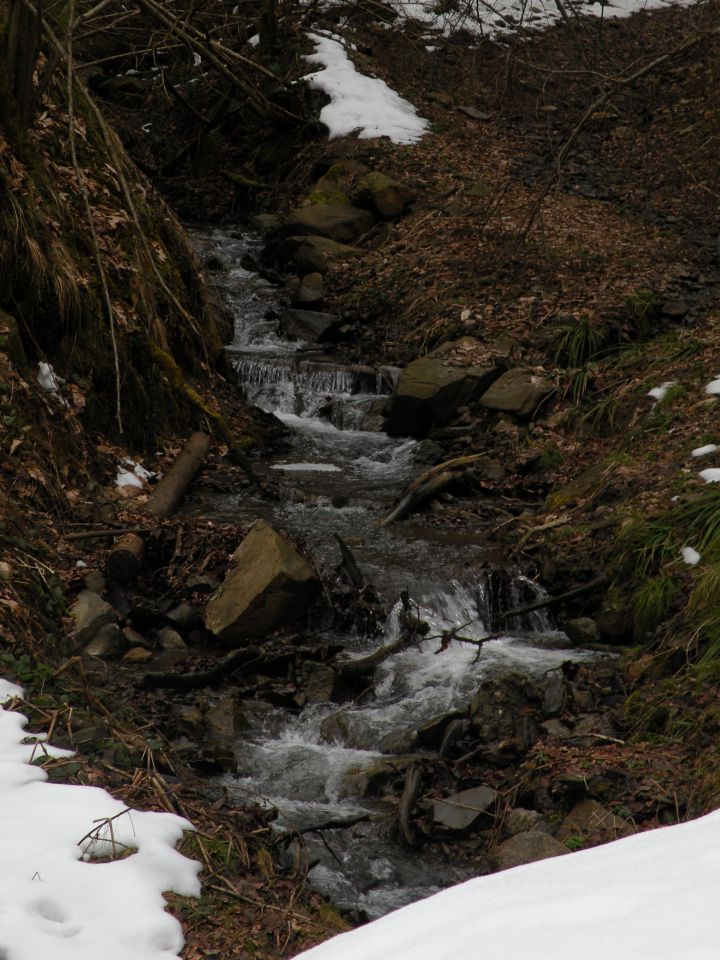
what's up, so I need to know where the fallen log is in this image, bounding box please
[107,432,211,582]
[380,453,492,526]
[142,647,253,690]
[398,763,421,849]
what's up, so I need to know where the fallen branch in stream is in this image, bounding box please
[397,764,421,849]
[142,647,255,690]
[495,574,608,623]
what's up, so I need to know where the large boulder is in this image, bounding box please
[283,203,374,243]
[478,368,553,418]
[204,520,320,646]
[278,235,364,275]
[353,172,415,219]
[385,337,503,438]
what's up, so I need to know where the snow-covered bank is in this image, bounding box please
[292,807,720,959]
[303,32,429,143]
[0,680,199,959]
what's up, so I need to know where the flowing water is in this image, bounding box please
[189,226,601,919]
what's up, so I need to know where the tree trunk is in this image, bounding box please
[5,0,40,127]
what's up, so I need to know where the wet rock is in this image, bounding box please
[432,786,497,832]
[123,646,153,663]
[122,626,147,649]
[478,368,553,418]
[204,520,321,646]
[344,758,413,798]
[84,622,126,659]
[353,172,415,219]
[470,674,542,749]
[490,830,568,871]
[319,711,350,744]
[284,203,374,244]
[301,661,336,703]
[174,738,236,774]
[71,590,116,645]
[185,574,220,595]
[170,704,206,741]
[555,799,633,845]
[280,308,342,342]
[156,626,189,654]
[385,338,502,438]
[412,439,445,466]
[166,602,200,631]
[379,728,418,754]
[292,272,324,307]
[565,616,600,645]
[541,672,568,717]
[205,695,249,742]
[289,236,364,275]
[595,602,634,644]
[251,213,281,234]
[415,710,466,748]
[504,808,552,836]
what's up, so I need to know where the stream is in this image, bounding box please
[189,226,601,920]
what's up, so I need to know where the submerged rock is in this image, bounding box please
[204,520,320,646]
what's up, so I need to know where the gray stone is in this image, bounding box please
[505,808,551,836]
[433,786,497,832]
[204,520,320,646]
[541,718,572,738]
[542,672,568,716]
[204,695,249,742]
[294,272,324,307]
[284,203,374,243]
[287,236,364,275]
[83,569,106,594]
[479,368,553,418]
[171,704,206,741]
[280,309,341,342]
[72,590,116,645]
[565,616,600,645]
[379,728,418,754]
[185,574,219,595]
[385,338,502,437]
[415,710,466,747]
[156,626,189,654]
[555,799,633,845]
[319,711,350,745]
[301,661,336,703]
[491,830,568,871]
[167,602,199,631]
[84,622,126,659]
[458,105,491,121]
[352,172,415,219]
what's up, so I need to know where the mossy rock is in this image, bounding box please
[352,171,415,219]
[301,190,352,208]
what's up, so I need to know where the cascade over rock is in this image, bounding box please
[204,520,320,646]
[385,337,502,437]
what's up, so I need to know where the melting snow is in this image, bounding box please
[37,362,64,394]
[0,681,199,960]
[681,546,701,566]
[699,469,720,484]
[291,808,720,960]
[116,459,155,489]
[704,378,720,395]
[647,380,676,401]
[692,444,718,458]
[303,32,429,143]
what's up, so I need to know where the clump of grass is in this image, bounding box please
[633,576,679,636]
[552,320,609,367]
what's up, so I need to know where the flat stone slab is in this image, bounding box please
[479,368,553,418]
[433,786,497,832]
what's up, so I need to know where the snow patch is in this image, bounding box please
[115,459,155,490]
[0,682,200,959]
[303,32,428,143]
[37,362,64,394]
[699,469,720,484]
[647,380,676,402]
[692,444,718,458]
[291,808,720,960]
[681,546,701,566]
[705,378,720,395]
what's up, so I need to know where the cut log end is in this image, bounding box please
[106,533,145,583]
